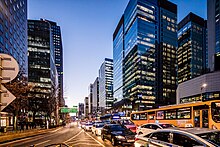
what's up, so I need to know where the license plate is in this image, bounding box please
[127,140,134,142]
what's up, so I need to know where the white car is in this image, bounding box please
[84,122,94,131]
[135,128,220,147]
[91,123,104,136]
[136,123,175,135]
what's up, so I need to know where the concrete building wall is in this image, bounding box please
[177,71,220,103]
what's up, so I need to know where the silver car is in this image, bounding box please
[136,123,175,135]
[135,128,220,147]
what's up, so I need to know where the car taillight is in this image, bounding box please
[135,138,139,141]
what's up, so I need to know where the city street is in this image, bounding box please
[0,123,113,147]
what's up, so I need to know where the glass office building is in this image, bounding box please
[99,58,113,111]
[92,77,99,114]
[88,84,93,114]
[0,0,27,80]
[177,13,207,84]
[208,0,220,71]
[113,16,124,103]
[118,0,177,110]
[46,20,64,107]
[28,19,58,114]
[0,0,27,118]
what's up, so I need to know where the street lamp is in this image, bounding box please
[200,83,207,100]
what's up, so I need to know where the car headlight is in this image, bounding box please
[116,135,125,139]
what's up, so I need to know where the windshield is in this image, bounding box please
[211,102,220,123]
[159,124,175,128]
[198,131,220,146]
[110,125,126,131]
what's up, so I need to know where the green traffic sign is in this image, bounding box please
[60,107,78,113]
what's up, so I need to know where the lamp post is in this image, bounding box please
[200,83,207,100]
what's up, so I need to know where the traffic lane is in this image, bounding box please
[0,124,81,147]
[65,128,113,147]
[85,129,135,147]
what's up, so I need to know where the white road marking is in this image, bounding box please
[0,127,64,146]
[51,127,63,133]
[84,131,105,147]
[66,140,100,144]
[64,129,83,143]
[72,143,101,146]
[0,133,51,146]
[35,140,50,146]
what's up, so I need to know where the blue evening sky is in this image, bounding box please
[28,0,207,107]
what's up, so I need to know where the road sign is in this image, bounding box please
[0,53,19,83]
[0,85,16,111]
[0,54,19,112]
[60,107,78,113]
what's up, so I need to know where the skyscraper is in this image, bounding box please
[117,0,177,110]
[113,16,124,104]
[88,84,93,115]
[45,20,64,107]
[84,97,89,118]
[28,19,58,117]
[92,77,99,114]
[99,58,113,112]
[208,0,220,71]
[177,13,207,84]
[0,0,27,81]
[78,103,84,119]
[0,0,27,119]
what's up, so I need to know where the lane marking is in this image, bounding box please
[84,131,105,147]
[35,140,50,146]
[0,133,51,146]
[51,127,63,133]
[64,129,83,143]
[71,143,102,146]
[1,127,69,146]
[67,140,100,144]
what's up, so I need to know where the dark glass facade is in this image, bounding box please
[177,13,207,84]
[120,0,177,110]
[207,0,220,71]
[88,84,93,114]
[28,19,58,114]
[45,20,64,107]
[99,58,113,111]
[84,97,89,118]
[214,0,220,70]
[92,77,99,113]
[0,0,27,80]
[113,16,124,103]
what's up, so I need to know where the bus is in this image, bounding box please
[130,100,220,129]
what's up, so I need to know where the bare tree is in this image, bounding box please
[4,77,32,131]
[46,85,59,126]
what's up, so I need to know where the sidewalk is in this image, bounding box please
[0,127,62,144]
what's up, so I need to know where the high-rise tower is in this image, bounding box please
[114,0,177,110]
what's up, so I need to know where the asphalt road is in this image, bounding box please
[0,123,114,147]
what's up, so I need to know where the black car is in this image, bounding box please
[101,124,135,146]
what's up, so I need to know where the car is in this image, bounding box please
[84,122,94,131]
[134,128,220,147]
[80,121,87,129]
[136,123,175,135]
[120,119,137,133]
[92,123,105,136]
[101,124,136,146]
